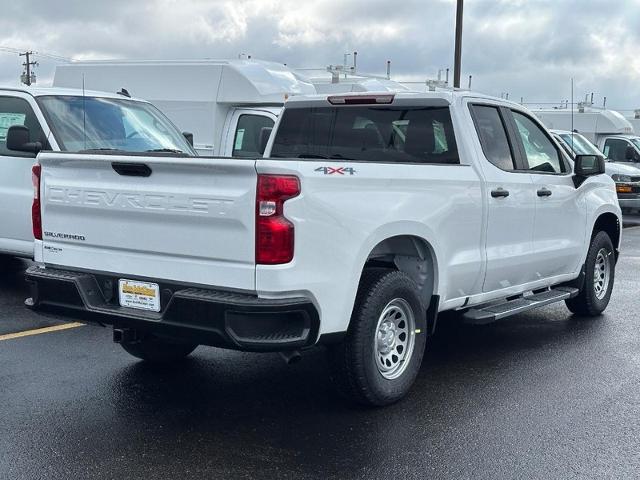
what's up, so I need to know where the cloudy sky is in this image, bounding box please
[1,0,640,111]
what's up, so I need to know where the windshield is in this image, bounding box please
[558,132,602,157]
[270,106,459,164]
[37,95,195,154]
[630,138,640,152]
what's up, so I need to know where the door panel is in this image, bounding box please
[508,109,586,278]
[0,96,46,255]
[482,171,537,292]
[530,175,586,277]
[468,104,538,293]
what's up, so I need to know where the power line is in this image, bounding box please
[0,45,73,62]
[34,51,73,62]
[0,46,23,57]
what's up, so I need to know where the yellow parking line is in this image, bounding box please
[0,322,84,341]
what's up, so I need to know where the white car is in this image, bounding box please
[0,86,196,258]
[27,91,621,406]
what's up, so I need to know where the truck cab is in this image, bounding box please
[0,86,195,258]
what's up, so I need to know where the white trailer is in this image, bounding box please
[53,59,316,156]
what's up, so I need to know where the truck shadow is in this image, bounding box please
[99,306,608,478]
[0,256,31,289]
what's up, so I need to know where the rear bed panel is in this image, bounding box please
[38,153,257,291]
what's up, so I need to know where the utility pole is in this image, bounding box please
[453,0,464,88]
[19,51,37,86]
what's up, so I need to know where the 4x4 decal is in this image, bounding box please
[314,166,356,175]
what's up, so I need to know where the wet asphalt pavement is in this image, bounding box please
[1,228,639,480]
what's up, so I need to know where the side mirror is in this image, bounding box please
[574,155,605,186]
[6,125,41,155]
[182,132,194,146]
[258,127,273,155]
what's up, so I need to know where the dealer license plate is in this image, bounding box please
[118,279,160,312]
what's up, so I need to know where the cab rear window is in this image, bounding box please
[270,106,459,164]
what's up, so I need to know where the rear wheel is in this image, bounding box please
[120,335,198,363]
[327,269,427,406]
[565,230,615,317]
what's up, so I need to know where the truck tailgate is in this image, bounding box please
[37,153,257,291]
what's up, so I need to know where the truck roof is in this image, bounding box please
[0,85,145,102]
[597,133,640,140]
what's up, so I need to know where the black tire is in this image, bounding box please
[327,269,427,407]
[565,230,615,317]
[120,335,198,363]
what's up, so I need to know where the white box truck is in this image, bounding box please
[54,60,316,157]
[53,59,410,158]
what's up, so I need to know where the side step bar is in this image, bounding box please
[463,286,579,325]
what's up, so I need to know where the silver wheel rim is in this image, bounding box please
[374,298,416,380]
[593,248,611,300]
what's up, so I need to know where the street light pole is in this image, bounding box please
[453,0,464,88]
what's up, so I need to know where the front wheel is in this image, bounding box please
[327,269,427,407]
[120,334,198,363]
[565,230,615,317]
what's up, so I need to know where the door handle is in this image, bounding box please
[537,188,552,197]
[111,162,152,177]
[491,188,510,198]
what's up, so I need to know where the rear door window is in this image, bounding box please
[469,105,516,171]
[232,114,275,157]
[270,106,459,164]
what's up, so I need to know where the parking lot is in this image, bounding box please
[0,225,638,480]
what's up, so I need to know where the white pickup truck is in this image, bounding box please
[0,87,196,258]
[26,91,621,406]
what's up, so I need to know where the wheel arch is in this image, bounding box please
[361,234,439,313]
[592,211,621,261]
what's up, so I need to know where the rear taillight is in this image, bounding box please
[256,174,300,264]
[32,164,42,240]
